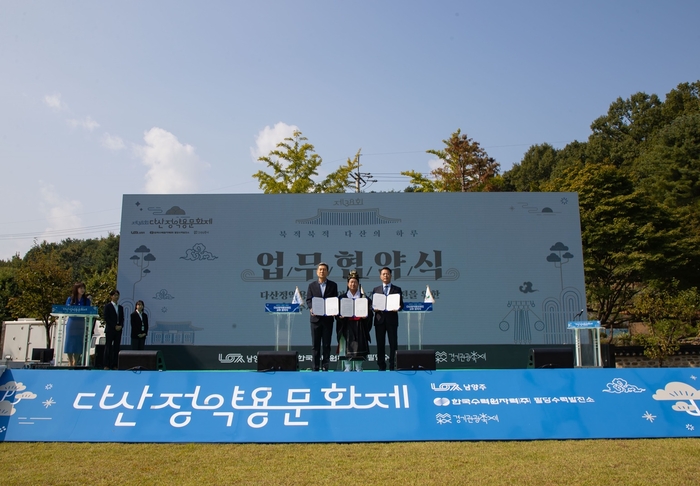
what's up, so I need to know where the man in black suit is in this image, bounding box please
[372,267,403,371]
[103,289,125,370]
[306,262,338,371]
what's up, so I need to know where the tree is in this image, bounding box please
[253,130,360,194]
[84,263,118,324]
[635,113,700,209]
[253,131,321,193]
[316,149,361,194]
[632,282,700,366]
[402,129,500,192]
[503,143,559,191]
[7,248,72,346]
[587,91,665,170]
[544,164,678,330]
[0,256,21,323]
[24,234,120,284]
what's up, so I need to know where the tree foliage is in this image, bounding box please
[24,234,120,284]
[0,256,21,323]
[1,235,119,347]
[317,149,362,194]
[502,80,700,334]
[7,248,72,345]
[632,282,700,366]
[84,263,119,324]
[402,129,500,192]
[544,164,679,328]
[252,131,360,194]
[503,143,559,192]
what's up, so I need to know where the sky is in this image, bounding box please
[1,0,699,260]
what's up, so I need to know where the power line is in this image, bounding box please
[0,223,120,241]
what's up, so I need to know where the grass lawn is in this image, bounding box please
[2,439,699,485]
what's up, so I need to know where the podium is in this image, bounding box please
[567,320,604,367]
[403,302,433,350]
[51,305,100,367]
[264,303,301,351]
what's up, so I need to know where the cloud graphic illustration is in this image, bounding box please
[165,206,186,215]
[180,243,218,261]
[0,401,15,416]
[0,381,26,392]
[653,382,700,400]
[603,378,646,394]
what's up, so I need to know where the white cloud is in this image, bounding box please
[135,127,210,194]
[39,182,84,241]
[250,122,299,163]
[101,132,126,151]
[66,116,100,131]
[44,93,67,111]
[428,157,443,171]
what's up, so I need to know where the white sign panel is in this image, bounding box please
[117,193,586,346]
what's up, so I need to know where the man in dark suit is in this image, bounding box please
[103,289,125,370]
[372,267,403,371]
[306,262,338,371]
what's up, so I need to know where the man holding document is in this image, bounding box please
[306,262,338,371]
[372,267,404,371]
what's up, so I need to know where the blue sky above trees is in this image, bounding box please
[1,0,699,259]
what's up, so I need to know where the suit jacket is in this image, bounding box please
[130,311,149,338]
[104,301,125,334]
[372,284,403,327]
[306,279,339,324]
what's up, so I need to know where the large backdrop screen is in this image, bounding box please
[117,193,586,348]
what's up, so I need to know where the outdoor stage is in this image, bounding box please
[1,366,698,442]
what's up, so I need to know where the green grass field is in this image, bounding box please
[2,440,699,485]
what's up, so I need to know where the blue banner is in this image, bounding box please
[567,320,602,329]
[403,302,433,312]
[1,368,698,442]
[264,303,301,313]
[52,305,100,315]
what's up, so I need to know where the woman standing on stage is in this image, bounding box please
[64,282,91,366]
[336,270,372,371]
[130,300,149,350]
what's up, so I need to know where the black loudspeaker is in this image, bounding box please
[31,348,54,363]
[257,351,298,371]
[396,349,436,370]
[118,350,166,371]
[530,348,574,368]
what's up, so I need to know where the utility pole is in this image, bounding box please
[349,150,376,193]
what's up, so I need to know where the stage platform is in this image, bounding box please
[1,366,698,442]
